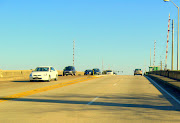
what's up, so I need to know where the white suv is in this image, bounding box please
[29,66,58,82]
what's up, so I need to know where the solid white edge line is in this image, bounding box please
[87,96,99,105]
[147,76,180,104]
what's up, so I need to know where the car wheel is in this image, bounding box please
[47,76,51,82]
[55,75,58,81]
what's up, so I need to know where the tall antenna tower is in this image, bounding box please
[153,40,156,66]
[172,19,174,70]
[165,14,171,70]
[73,40,75,66]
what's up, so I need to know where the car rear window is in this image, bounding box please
[65,66,73,70]
[93,69,99,71]
[106,70,112,72]
[35,67,49,71]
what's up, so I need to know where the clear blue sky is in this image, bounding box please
[0,0,179,75]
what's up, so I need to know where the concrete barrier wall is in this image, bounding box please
[148,70,180,81]
[0,70,32,78]
[0,70,84,78]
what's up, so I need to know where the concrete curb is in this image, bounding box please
[147,74,180,92]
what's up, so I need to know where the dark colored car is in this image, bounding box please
[63,66,76,76]
[91,68,101,75]
[84,69,93,75]
[113,72,117,75]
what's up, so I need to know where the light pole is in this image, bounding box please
[73,40,75,66]
[164,0,179,70]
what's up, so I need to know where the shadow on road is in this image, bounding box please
[12,80,30,82]
[12,80,47,82]
[0,93,179,111]
[5,98,175,111]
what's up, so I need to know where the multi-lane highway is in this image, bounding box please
[0,75,180,122]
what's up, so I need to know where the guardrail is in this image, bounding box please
[147,70,180,81]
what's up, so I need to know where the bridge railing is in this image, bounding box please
[148,70,180,81]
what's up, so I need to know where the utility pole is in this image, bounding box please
[161,61,163,70]
[150,48,151,66]
[102,58,104,72]
[163,0,179,70]
[145,60,146,73]
[73,40,75,66]
[178,6,179,70]
[172,19,174,70]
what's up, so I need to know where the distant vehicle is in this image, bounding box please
[84,69,93,75]
[102,70,115,75]
[63,66,76,76]
[92,68,101,75]
[29,66,58,82]
[134,69,142,76]
[113,72,117,75]
[102,70,107,75]
[106,70,113,75]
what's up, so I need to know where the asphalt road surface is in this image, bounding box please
[0,75,180,123]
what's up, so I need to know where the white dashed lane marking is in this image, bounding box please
[113,83,117,86]
[87,96,99,105]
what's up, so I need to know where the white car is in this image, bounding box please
[29,66,58,82]
[106,70,114,75]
